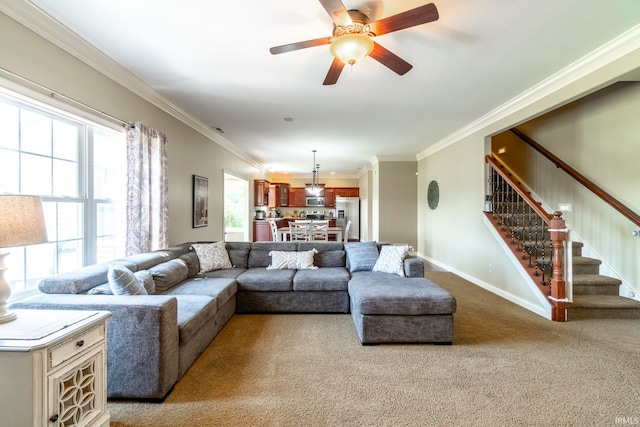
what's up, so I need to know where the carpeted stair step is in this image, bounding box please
[572,256,601,275]
[569,295,640,320]
[572,274,622,295]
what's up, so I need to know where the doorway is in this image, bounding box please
[223,172,249,242]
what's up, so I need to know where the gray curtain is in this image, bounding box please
[125,122,169,255]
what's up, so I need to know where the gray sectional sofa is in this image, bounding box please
[11,241,456,400]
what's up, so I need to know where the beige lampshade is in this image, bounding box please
[0,195,48,248]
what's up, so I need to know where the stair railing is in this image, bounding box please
[485,155,567,321]
[510,128,640,227]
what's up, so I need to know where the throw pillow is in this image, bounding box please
[88,270,156,295]
[373,245,409,277]
[344,242,380,273]
[267,249,318,270]
[191,241,232,273]
[108,264,148,295]
[134,270,156,294]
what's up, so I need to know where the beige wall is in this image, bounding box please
[494,82,640,292]
[358,170,373,241]
[376,161,418,247]
[0,12,261,245]
[266,175,359,188]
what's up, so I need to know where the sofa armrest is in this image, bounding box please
[404,257,425,278]
[10,294,179,399]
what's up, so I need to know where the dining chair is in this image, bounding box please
[289,221,309,241]
[307,221,329,241]
[343,220,352,243]
[268,219,279,242]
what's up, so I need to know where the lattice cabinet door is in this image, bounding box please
[47,345,107,426]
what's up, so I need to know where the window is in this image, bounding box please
[0,92,126,299]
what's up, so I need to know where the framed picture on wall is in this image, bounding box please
[193,175,209,228]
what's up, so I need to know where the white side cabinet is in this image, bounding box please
[0,310,111,427]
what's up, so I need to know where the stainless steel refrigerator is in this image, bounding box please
[335,197,360,242]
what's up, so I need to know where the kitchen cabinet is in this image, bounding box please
[324,188,336,207]
[253,221,272,241]
[0,310,111,427]
[254,180,270,206]
[289,188,307,207]
[268,183,289,207]
[334,187,359,198]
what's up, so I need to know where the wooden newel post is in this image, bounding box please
[550,211,567,321]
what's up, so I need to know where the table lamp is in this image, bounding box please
[0,195,48,323]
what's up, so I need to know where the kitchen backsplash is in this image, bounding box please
[255,207,336,219]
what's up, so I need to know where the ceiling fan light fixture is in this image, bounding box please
[330,33,374,66]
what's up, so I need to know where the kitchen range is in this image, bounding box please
[305,210,325,220]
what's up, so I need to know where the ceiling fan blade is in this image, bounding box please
[370,3,439,36]
[318,0,352,27]
[323,58,345,85]
[369,42,413,75]
[270,37,332,55]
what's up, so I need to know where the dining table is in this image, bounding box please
[277,226,343,242]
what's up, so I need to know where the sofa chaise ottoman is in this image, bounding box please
[349,272,457,344]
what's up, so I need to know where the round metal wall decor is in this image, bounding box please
[427,180,439,210]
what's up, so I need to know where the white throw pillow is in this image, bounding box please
[267,249,318,270]
[372,245,409,277]
[191,242,232,273]
[108,264,148,295]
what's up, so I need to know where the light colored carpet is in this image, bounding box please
[109,272,640,426]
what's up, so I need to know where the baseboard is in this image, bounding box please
[417,252,551,320]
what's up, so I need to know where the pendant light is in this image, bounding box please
[306,150,322,196]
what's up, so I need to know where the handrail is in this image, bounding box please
[485,155,552,224]
[485,155,567,321]
[510,128,640,227]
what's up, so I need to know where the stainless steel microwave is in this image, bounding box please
[306,196,325,207]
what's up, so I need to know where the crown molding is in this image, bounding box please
[417,23,640,160]
[375,155,418,162]
[0,0,263,171]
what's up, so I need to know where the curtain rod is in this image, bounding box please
[0,66,132,127]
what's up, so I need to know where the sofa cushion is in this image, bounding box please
[108,264,148,295]
[174,295,218,345]
[298,242,346,267]
[162,278,237,310]
[148,259,189,292]
[267,249,317,270]
[191,242,232,273]
[249,242,298,268]
[39,262,113,294]
[293,267,350,291]
[113,251,175,271]
[201,267,246,279]
[373,245,409,277]
[226,242,252,269]
[349,273,457,315]
[344,242,379,273]
[179,252,200,277]
[236,268,295,291]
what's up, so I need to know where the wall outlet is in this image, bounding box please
[488,264,493,273]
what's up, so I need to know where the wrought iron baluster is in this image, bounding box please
[514,192,522,251]
[533,211,540,277]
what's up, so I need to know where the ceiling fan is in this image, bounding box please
[269,0,439,85]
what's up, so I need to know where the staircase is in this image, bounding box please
[569,244,640,320]
[486,155,640,321]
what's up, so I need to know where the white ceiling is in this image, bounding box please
[13,0,640,176]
